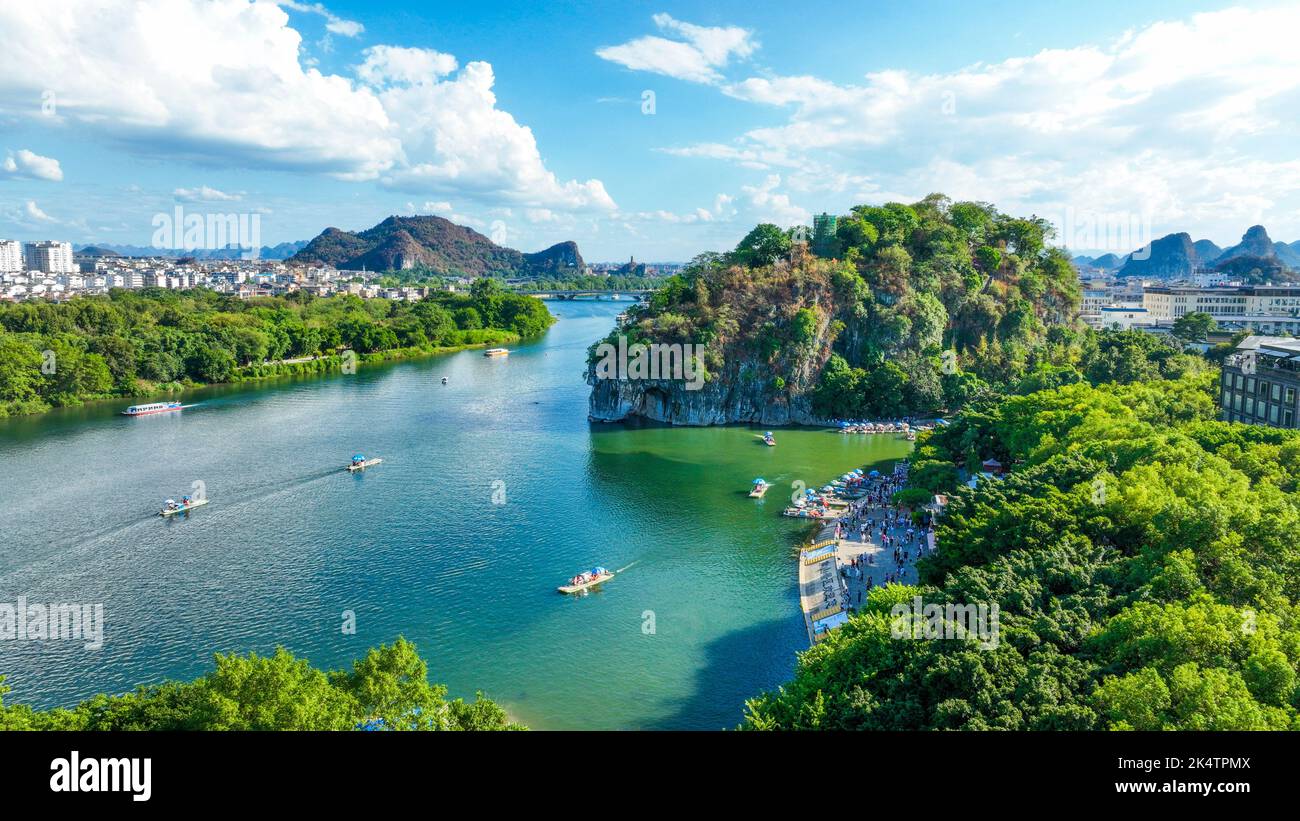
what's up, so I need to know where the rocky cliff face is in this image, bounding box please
[587,307,835,426]
[588,366,823,425]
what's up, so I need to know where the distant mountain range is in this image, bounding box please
[72,213,586,278]
[1072,225,1300,282]
[288,215,584,278]
[74,241,309,260]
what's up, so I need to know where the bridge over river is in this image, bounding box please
[513,290,652,301]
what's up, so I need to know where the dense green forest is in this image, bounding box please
[596,194,1086,417]
[0,279,552,417]
[0,638,519,730]
[745,366,1300,730]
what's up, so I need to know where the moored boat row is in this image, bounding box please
[834,419,937,436]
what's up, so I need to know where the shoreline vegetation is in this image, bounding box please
[0,278,552,419]
[744,370,1300,730]
[0,638,522,731]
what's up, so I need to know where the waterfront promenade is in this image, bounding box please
[797,460,932,644]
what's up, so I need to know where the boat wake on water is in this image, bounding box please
[615,560,639,574]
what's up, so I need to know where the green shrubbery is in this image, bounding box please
[0,638,520,731]
[744,374,1300,730]
[0,280,552,416]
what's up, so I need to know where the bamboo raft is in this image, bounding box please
[557,571,614,594]
[159,498,209,517]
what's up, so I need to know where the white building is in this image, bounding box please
[1094,306,1155,331]
[23,241,76,274]
[1143,285,1300,321]
[0,240,22,272]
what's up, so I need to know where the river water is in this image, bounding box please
[0,299,911,729]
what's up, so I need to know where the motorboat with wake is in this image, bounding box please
[160,495,208,516]
[347,454,383,472]
[558,567,614,594]
[123,401,183,416]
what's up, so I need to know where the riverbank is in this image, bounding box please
[0,286,554,420]
[0,333,523,420]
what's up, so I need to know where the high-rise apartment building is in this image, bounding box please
[0,240,22,272]
[23,241,76,273]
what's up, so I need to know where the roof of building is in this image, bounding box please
[1236,336,1300,360]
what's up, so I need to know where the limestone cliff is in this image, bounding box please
[586,195,1085,427]
[588,358,826,425]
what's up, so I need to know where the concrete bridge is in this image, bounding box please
[514,290,652,301]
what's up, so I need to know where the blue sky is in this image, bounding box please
[2,0,1298,260]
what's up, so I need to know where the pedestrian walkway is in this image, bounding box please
[793,460,936,645]
[834,501,931,611]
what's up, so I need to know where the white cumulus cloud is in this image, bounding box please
[659,6,1300,244]
[275,1,363,37]
[376,60,616,210]
[2,149,63,181]
[596,13,757,85]
[173,185,242,202]
[0,0,612,214]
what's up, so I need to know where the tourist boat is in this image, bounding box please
[122,401,183,417]
[762,431,776,447]
[558,567,614,594]
[483,348,510,357]
[159,495,208,517]
[749,478,770,498]
[347,454,383,472]
[782,506,831,519]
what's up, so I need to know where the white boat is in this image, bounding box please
[484,348,509,357]
[441,376,448,384]
[159,497,209,516]
[558,568,614,594]
[347,455,383,472]
[123,401,183,417]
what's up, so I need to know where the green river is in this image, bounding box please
[0,299,911,729]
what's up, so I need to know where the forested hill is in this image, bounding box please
[289,214,584,278]
[745,371,1300,730]
[588,194,1083,425]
